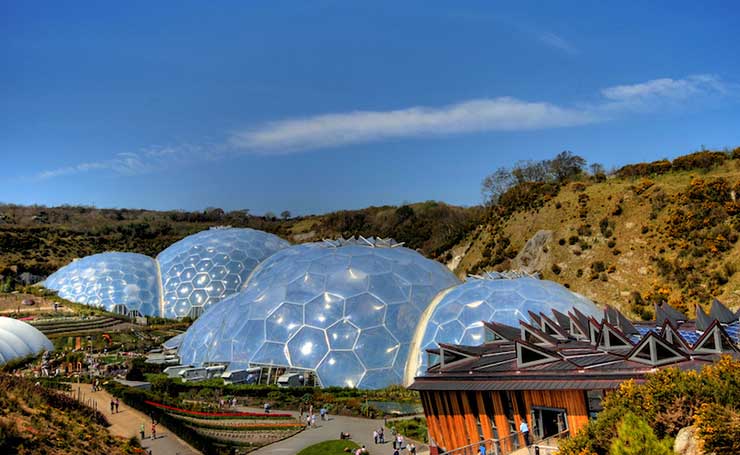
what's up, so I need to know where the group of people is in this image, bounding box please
[219,397,238,408]
[372,427,416,454]
[299,403,329,428]
[109,398,120,413]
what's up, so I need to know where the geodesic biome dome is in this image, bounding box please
[405,272,603,383]
[157,227,290,319]
[177,238,461,388]
[0,317,54,365]
[44,252,161,317]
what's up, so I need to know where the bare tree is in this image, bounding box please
[481,167,515,205]
[280,210,291,220]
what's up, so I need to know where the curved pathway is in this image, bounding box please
[242,406,428,455]
[75,383,200,455]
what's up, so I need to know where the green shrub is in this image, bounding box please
[609,412,673,455]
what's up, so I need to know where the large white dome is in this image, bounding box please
[0,317,53,365]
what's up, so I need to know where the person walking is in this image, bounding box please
[115,398,120,413]
[140,422,145,440]
[373,429,378,444]
[151,422,157,440]
[320,407,326,421]
[379,427,385,444]
[519,420,530,446]
[110,399,115,414]
[408,442,417,454]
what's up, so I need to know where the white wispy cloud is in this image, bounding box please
[33,144,213,180]
[32,74,734,178]
[538,32,578,55]
[601,74,726,102]
[229,98,597,153]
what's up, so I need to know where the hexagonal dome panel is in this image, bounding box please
[407,273,603,382]
[157,227,290,318]
[44,252,160,316]
[177,238,460,388]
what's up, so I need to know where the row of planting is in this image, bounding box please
[104,381,302,455]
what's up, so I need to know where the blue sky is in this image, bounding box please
[2,1,739,215]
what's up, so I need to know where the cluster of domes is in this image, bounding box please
[44,227,290,318]
[0,317,53,365]
[45,226,604,389]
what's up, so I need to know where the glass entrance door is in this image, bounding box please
[532,406,568,440]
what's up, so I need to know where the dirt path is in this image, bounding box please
[79,384,201,455]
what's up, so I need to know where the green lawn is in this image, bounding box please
[296,439,361,455]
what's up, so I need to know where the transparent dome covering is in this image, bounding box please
[178,238,461,388]
[406,272,603,382]
[44,252,161,316]
[157,227,290,319]
[0,317,53,365]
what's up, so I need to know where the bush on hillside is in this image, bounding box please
[672,150,727,172]
[558,356,740,455]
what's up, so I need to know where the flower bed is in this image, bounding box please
[184,420,304,431]
[145,400,292,418]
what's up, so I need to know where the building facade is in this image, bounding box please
[410,301,740,454]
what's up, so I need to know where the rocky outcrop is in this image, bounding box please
[512,230,553,274]
[674,426,703,455]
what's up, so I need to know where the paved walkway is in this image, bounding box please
[243,406,427,455]
[75,383,200,455]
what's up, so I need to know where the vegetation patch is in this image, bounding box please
[296,439,361,455]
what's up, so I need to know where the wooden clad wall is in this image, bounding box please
[522,389,590,433]
[420,389,592,453]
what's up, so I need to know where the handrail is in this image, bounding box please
[441,428,571,455]
[442,431,525,455]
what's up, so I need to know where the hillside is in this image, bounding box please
[0,375,136,454]
[452,151,740,317]
[1,149,739,317]
[0,201,480,278]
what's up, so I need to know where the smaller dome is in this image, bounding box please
[406,273,603,383]
[157,227,290,319]
[44,252,160,317]
[0,317,53,365]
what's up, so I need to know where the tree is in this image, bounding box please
[609,413,673,455]
[590,163,605,176]
[550,151,586,182]
[264,211,276,220]
[280,210,291,220]
[481,167,515,205]
[512,160,551,183]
